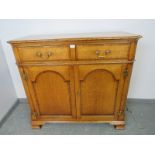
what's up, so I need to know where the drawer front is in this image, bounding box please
[17,46,70,62]
[76,44,130,60]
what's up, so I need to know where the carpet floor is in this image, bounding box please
[0,100,155,135]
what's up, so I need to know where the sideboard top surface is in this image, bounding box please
[8,32,142,44]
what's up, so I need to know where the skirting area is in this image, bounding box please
[0,99,155,135]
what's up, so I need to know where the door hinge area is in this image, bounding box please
[22,71,28,80]
[116,111,124,116]
[123,68,128,77]
[32,112,38,118]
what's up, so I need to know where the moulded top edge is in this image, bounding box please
[8,32,142,44]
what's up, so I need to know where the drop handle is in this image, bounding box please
[95,50,100,55]
[47,52,53,58]
[95,50,111,58]
[36,52,43,57]
[95,50,105,58]
[104,50,111,55]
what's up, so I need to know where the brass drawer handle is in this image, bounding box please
[36,51,53,59]
[104,50,111,55]
[98,55,105,58]
[96,50,100,55]
[95,50,111,58]
[36,52,43,57]
[95,50,105,58]
[47,51,53,58]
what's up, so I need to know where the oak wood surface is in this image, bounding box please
[76,43,130,60]
[76,64,126,121]
[17,45,70,62]
[9,32,141,129]
[25,66,76,118]
[8,32,142,44]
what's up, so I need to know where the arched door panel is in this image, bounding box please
[75,64,125,120]
[25,66,76,118]
[33,71,71,115]
[81,70,117,115]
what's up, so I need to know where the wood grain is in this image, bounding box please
[17,45,70,62]
[9,32,141,129]
[8,32,142,44]
[76,43,130,60]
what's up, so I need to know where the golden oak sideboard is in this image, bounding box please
[8,32,142,129]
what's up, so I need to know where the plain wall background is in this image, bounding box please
[0,42,17,121]
[0,19,155,99]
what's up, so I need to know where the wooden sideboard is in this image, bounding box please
[8,32,142,129]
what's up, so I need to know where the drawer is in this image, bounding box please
[76,44,130,60]
[17,46,70,62]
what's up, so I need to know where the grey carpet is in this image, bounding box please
[0,100,155,135]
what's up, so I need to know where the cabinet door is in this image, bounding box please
[24,66,76,120]
[75,64,126,121]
